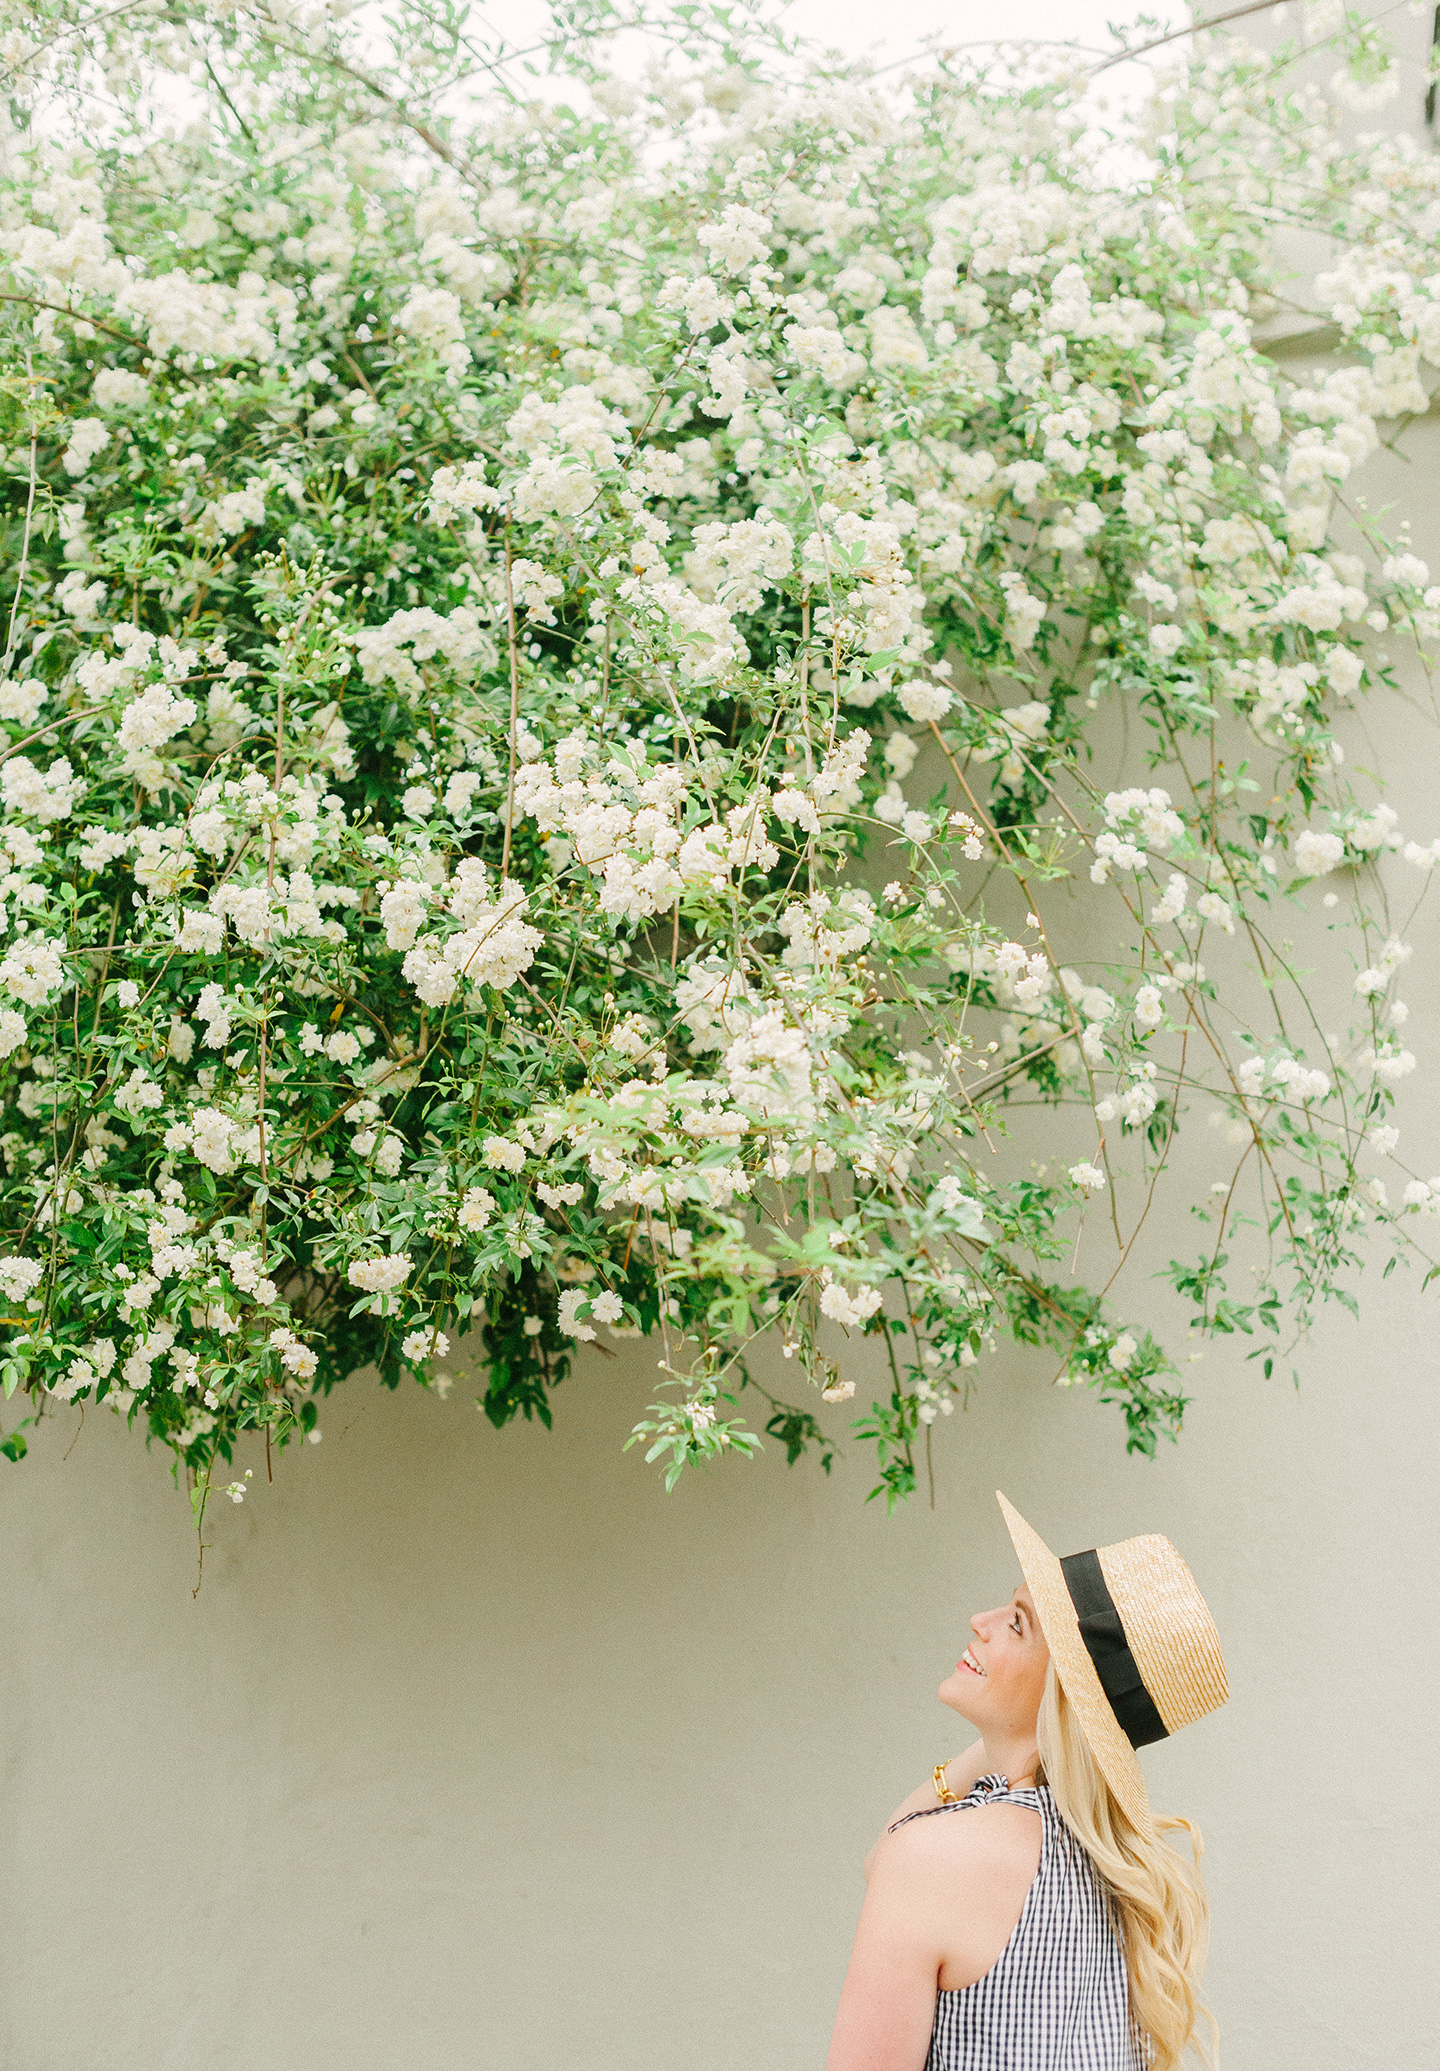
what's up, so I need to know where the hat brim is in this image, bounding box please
[996,1490,1155,1841]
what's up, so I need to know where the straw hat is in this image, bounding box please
[996,1491,1227,1841]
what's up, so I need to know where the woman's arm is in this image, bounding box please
[825,1837,945,2071]
[830,1802,1041,2071]
[860,1739,988,1883]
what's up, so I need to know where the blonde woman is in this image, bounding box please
[826,1493,1226,2071]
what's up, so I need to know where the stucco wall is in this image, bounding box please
[3,1228,1437,2070]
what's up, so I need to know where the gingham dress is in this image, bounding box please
[888,1772,1149,2070]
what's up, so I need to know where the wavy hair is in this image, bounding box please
[1034,1664,1218,2070]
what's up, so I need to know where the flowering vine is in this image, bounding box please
[0,0,1437,1512]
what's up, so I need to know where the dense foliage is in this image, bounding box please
[0,0,1437,1511]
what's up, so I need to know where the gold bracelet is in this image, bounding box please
[933,1761,960,1805]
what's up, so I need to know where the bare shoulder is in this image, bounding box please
[874,1800,1042,1882]
[869,1802,1045,1993]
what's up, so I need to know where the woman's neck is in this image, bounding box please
[980,1733,1041,1788]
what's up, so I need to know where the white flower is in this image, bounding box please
[196,982,232,1047]
[397,284,466,350]
[786,324,867,386]
[353,607,489,696]
[898,679,952,724]
[347,1254,414,1293]
[1382,552,1429,590]
[590,1291,624,1324]
[458,1187,496,1231]
[724,1011,813,1123]
[1069,1161,1106,1194]
[117,683,198,767]
[658,273,727,335]
[202,486,265,538]
[1294,830,1346,878]
[399,876,541,1007]
[0,679,48,729]
[401,1328,450,1363]
[557,1288,597,1341]
[189,1108,236,1174]
[62,417,110,476]
[213,883,272,948]
[482,1135,526,1173]
[1359,1043,1417,1084]
[997,572,1045,652]
[0,937,66,1007]
[1325,646,1364,699]
[177,909,224,954]
[1270,1057,1330,1103]
[1149,873,1187,926]
[1195,892,1234,934]
[267,1327,318,1380]
[379,878,431,952]
[1133,984,1164,1028]
[93,368,149,410]
[695,203,769,274]
[1107,1333,1137,1371]
[0,1255,44,1300]
[56,570,105,621]
[115,1067,164,1119]
[1,755,82,823]
[818,1273,884,1329]
[1148,623,1185,658]
[442,769,482,818]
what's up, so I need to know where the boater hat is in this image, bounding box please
[996,1491,1227,1841]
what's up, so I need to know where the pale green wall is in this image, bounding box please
[2,1266,1436,2069]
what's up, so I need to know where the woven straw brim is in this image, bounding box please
[1098,1535,1228,1734]
[996,1491,1155,1840]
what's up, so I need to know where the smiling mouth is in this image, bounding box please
[959,1647,985,1678]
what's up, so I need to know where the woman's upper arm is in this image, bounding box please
[825,1839,943,2071]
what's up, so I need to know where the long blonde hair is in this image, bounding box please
[1035,1664,1218,2070]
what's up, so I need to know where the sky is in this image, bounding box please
[121,0,1202,169]
[667,0,1184,70]
[456,0,1194,106]
[475,0,1188,66]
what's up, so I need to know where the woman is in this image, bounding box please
[826,1492,1227,2071]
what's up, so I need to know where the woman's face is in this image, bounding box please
[938,1582,1050,1736]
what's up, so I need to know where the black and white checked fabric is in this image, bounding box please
[888,1772,1149,2070]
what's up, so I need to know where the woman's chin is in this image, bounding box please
[938,1670,977,1718]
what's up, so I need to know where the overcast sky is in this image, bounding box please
[694,0,1183,67]
[465,0,1192,100]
